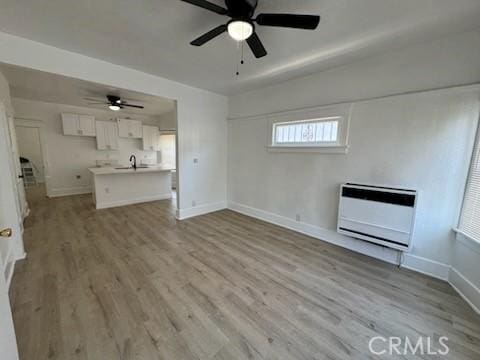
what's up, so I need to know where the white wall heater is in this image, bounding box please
[337,183,417,251]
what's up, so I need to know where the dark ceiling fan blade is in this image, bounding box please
[181,0,228,15]
[122,104,145,109]
[87,102,108,105]
[246,32,267,58]
[191,24,227,46]
[255,14,320,30]
[83,97,105,102]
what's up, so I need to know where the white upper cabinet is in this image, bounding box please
[96,121,119,150]
[62,113,96,136]
[142,125,160,151]
[117,118,142,138]
[79,115,96,136]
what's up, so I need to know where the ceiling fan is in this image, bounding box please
[182,0,320,58]
[84,95,145,111]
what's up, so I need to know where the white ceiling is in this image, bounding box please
[0,64,176,116]
[0,0,480,95]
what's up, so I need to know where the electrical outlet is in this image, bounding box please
[193,158,198,164]
[192,200,196,207]
[296,214,301,222]
[105,187,109,194]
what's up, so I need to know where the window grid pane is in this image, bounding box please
[274,119,340,145]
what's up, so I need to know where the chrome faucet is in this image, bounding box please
[129,154,137,170]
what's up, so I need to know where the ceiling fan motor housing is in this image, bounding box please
[183,0,320,59]
[225,0,257,18]
[107,95,122,104]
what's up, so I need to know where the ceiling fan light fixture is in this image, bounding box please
[109,105,121,111]
[228,20,253,41]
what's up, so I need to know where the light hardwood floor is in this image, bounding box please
[9,185,480,359]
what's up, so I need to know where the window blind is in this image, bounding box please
[459,129,480,242]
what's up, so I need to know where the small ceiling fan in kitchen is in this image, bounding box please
[84,95,145,111]
[182,0,321,58]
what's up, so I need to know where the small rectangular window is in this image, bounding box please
[267,104,351,154]
[273,117,340,146]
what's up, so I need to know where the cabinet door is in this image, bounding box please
[132,121,143,138]
[96,121,119,150]
[142,125,152,151]
[62,113,79,135]
[95,122,105,149]
[118,119,142,138]
[79,115,96,136]
[142,125,159,151]
[117,119,128,138]
[106,122,119,150]
[95,121,108,150]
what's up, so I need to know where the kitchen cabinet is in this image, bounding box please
[142,125,160,151]
[62,113,96,136]
[96,121,119,150]
[117,118,142,138]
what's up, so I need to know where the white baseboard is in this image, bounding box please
[448,268,480,315]
[402,254,450,281]
[15,252,27,261]
[48,186,92,197]
[177,201,227,220]
[95,194,172,210]
[5,260,15,289]
[4,252,26,289]
[20,207,30,221]
[228,202,400,265]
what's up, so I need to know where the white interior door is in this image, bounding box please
[0,103,20,360]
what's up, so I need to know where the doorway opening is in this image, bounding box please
[15,121,46,184]
[0,63,179,212]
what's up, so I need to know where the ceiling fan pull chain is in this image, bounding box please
[241,40,245,65]
[235,41,240,76]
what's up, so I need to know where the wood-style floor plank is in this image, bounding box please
[9,185,480,359]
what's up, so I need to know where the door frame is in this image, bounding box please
[14,117,51,196]
[158,105,178,211]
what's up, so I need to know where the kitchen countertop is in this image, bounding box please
[89,166,174,175]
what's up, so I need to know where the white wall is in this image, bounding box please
[229,29,480,119]
[0,32,228,217]
[12,98,163,197]
[228,28,480,311]
[450,234,480,312]
[228,89,479,268]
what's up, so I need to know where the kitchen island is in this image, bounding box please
[89,166,173,209]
